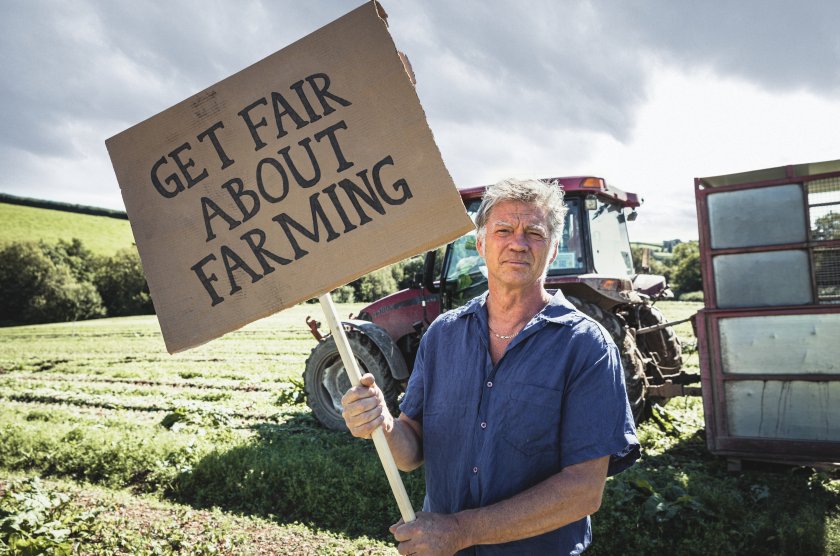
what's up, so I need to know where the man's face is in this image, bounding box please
[476,200,558,290]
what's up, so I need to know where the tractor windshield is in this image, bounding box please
[442,201,485,305]
[588,199,634,277]
[548,198,585,274]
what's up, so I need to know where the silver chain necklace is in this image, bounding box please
[488,326,518,340]
[486,297,535,340]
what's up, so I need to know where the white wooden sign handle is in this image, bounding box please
[318,292,417,523]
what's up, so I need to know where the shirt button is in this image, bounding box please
[473,467,478,474]
[480,422,487,429]
[486,381,493,388]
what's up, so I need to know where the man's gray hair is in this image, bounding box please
[475,178,568,244]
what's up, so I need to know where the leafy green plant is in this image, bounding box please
[630,478,716,524]
[275,378,306,406]
[159,404,233,431]
[0,477,98,555]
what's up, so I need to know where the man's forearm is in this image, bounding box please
[455,456,609,548]
[383,414,423,471]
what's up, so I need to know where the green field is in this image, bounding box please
[0,202,135,255]
[0,301,837,554]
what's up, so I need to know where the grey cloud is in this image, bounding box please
[0,0,343,160]
[600,0,840,93]
[389,1,649,140]
[389,0,840,143]
[7,0,835,163]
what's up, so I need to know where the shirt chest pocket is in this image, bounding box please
[501,382,563,456]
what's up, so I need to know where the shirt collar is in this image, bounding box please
[538,290,579,325]
[457,289,578,326]
[457,291,489,318]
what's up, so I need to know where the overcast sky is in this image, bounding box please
[2,0,839,242]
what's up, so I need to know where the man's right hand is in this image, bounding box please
[341,373,394,438]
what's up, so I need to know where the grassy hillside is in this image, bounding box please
[0,202,135,255]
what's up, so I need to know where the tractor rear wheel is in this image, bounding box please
[303,332,400,431]
[636,304,682,407]
[566,296,647,424]
[636,304,683,374]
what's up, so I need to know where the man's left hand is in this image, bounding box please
[390,512,466,556]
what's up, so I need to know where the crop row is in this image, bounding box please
[4,399,164,426]
[5,372,276,392]
[0,306,326,353]
[0,386,286,424]
[0,355,300,385]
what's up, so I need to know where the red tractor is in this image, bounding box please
[303,177,693,430]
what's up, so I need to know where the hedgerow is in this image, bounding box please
[0,239,151,325]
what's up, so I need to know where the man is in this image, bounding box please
[342,178,640,555]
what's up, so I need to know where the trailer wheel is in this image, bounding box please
[567,296,647,424]
[303,332,400,431]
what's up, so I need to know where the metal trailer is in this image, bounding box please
[694,159,840,468]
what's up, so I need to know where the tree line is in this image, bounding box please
[0,238,428,326]
[0,239,151,325]
[0,193,128,220]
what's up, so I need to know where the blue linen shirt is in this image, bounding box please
[399,291,640,555]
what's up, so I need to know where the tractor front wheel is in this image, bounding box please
[303,332,400,431]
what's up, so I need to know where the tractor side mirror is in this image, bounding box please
[423,250,440,293]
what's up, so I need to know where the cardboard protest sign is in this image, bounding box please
[107,2,473,353]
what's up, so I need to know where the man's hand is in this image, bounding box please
[340,373,394,438]
[390,512,467,556]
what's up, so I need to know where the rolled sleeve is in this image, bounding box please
[559,342,640,475]
[399,336,425,422]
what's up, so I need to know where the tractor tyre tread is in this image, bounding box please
[303,332,400,431]
[637,305,683,374]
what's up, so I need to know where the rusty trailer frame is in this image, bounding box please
[694,159,840,466]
